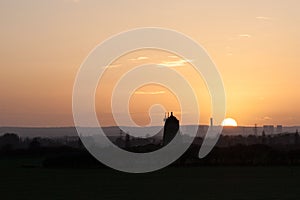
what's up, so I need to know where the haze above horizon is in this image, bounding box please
[1,0,300,127]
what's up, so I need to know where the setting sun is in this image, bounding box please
[222,118,238,127]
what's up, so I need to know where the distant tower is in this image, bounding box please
[295,129,299,146]
[163,112,179,146]
[125,133,130,149]
[210,117,214,127]
[163,112,167,122]
[254,124,258,136]
[262,130,266,144]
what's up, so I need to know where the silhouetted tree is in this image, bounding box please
[0,133,20,150]
[78,139,84,149]
[125,133,130,149]
[262,130,266,144]
[29,137,41,149]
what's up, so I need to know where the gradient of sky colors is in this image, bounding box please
[1,0,300,126]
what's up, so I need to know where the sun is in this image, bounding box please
[222,118,238,127]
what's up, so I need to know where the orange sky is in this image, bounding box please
[1,0,300,126]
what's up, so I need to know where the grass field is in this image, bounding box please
[0,157,300,200]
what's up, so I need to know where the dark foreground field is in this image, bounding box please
[0,157,300,200]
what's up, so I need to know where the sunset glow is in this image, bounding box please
[222,118,238,127]
[1,1,300,126]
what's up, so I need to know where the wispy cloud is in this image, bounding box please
[101,64,121,69]
[65,0,80,3]
[256,16,272,21]
[238,34,252,38]
[134,91,166,95]
[226,46,233,56]
[255,116,273,121]
[158,59,193,67]
[228,34,252,41]
[263,116,272,121]
[129,56,149,61]
[167,55,179,58]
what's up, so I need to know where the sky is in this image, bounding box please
[1,0,300,127]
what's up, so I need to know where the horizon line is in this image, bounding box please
[1,125,300,128]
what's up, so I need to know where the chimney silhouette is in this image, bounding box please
[210,117,213,127]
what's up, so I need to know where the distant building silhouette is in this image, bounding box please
[163,112,179,146]
[115,130,131,149]
[276,125,283,133]
[263,125,274,135]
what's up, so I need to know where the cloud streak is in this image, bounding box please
[238,34,252,38]
[64,0,80,3]
[134,91,166,95]
[129,56,149,61]
[256,16,272,21]
[167,55,179,58]
[263,116,272,121]
[101,64,121,69]
[158,59,193,67]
